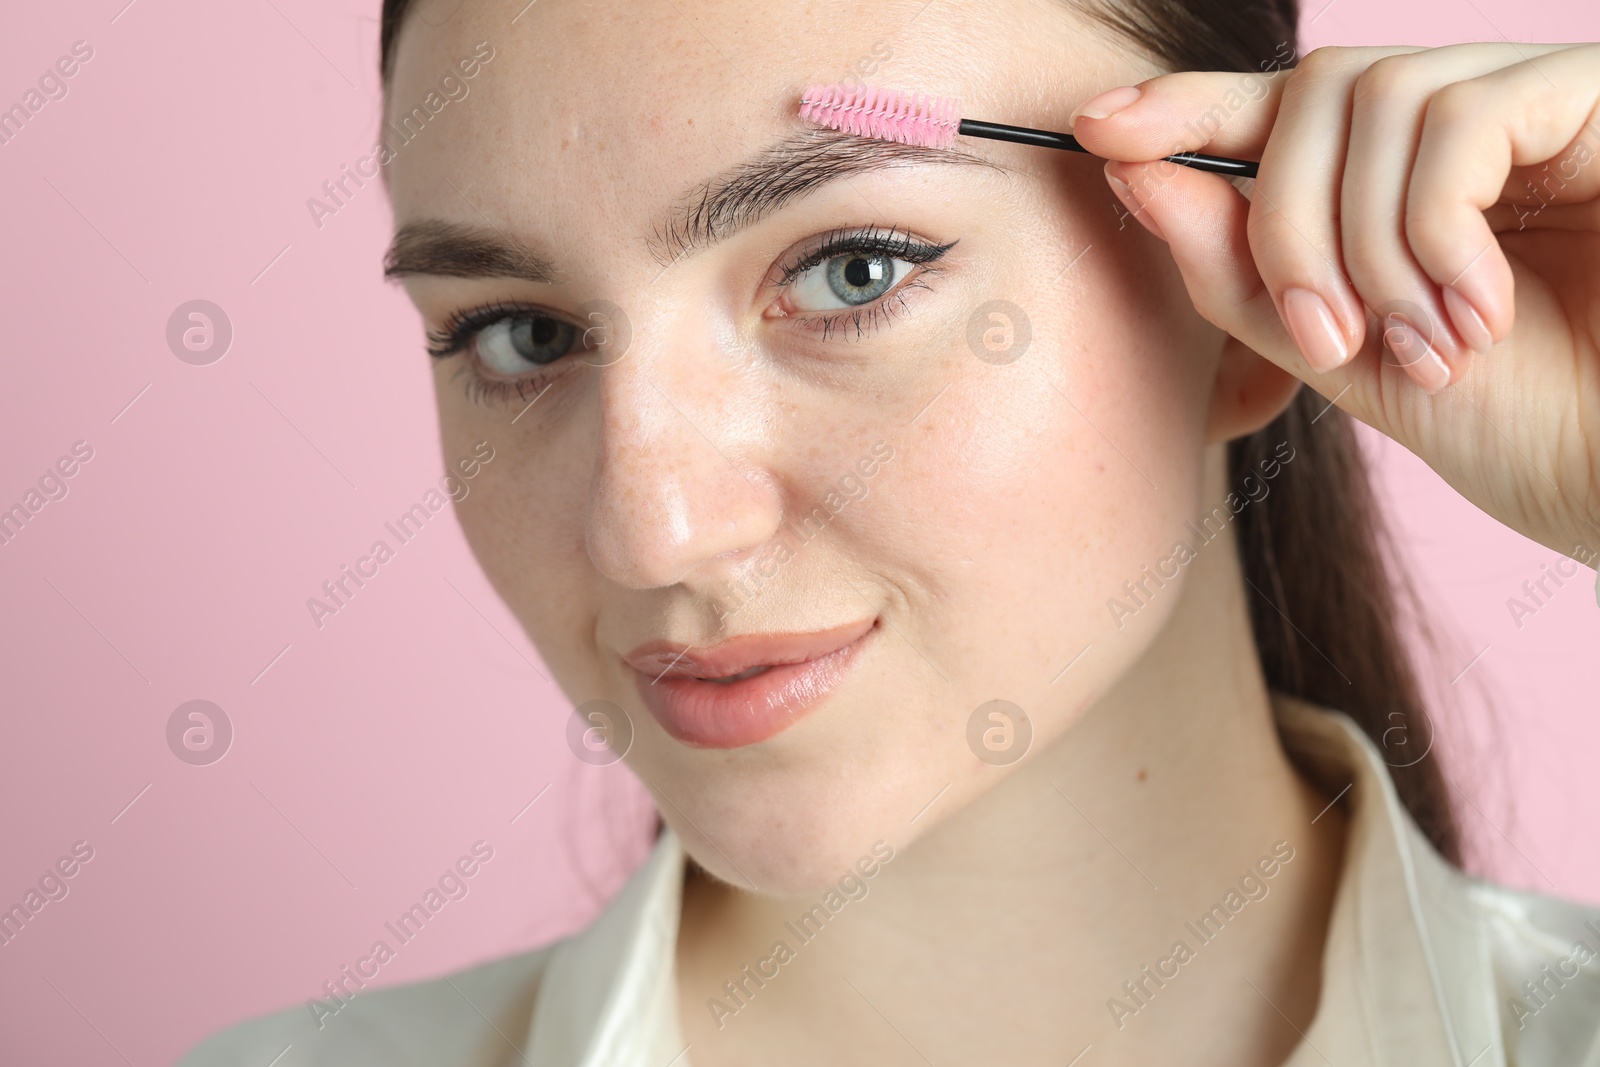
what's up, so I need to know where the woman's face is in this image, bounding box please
[388,0,1231,893]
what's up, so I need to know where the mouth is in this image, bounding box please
[702,664,774,684]
[624,617,878,748]
[625,616,878,683]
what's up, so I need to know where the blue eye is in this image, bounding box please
[788,253,913,310]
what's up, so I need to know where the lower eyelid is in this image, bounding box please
[447,358,560,409]
[784,275,937,341]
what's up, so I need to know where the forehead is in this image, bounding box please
[383,0,1129,240]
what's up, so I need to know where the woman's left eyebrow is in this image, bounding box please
[650,129,995,263]
[384,130,993,281]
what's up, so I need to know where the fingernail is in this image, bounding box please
[1443,285,1493,352]
[1385,318,1452,393]
[1281,288,1350,373]
[1073,85,1142,123]
[1106,173,1165,240]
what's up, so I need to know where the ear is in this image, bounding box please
[1204,334,1302,444]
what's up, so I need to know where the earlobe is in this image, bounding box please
[1204,334,1302,444]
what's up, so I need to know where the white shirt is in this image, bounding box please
[178,696,1600,1066]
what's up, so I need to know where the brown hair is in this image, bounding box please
[376,0,1461,864]
[1077,0,1460,863]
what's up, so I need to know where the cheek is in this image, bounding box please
[437,377,603,693]
[677,258,1216,884]
[837,231,1214,726]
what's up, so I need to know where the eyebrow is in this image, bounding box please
[650,128,994,264]
[383,129,995,282]
[384,219,559,284]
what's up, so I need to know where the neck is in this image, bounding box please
[676,525,1349,1066]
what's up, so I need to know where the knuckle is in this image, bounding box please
[1400,210,1438,267]
[1424,80,1486,130]
[1296,46,1360,81]
[1279,46,1366,124]
[1340,233,1390,286]
[1401,194,1460,269]
[1353,54,1425,108]
[1245,196,1301,253]
[1244,199,1325,288]
[1244,195,1289,244]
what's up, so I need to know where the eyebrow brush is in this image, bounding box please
[799,83,1259,179]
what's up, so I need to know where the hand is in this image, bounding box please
[1070,43,1600,562]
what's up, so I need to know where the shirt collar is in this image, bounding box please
[523,696,1494,1067]
[523,820,690,1067]
[1274,696,1499,1066]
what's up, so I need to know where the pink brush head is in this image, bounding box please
[798,83,961,150]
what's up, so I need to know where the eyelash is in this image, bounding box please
[427,300,552,360]
[772,225,955,341]
[427,226,956,406]
[427,300,570,407]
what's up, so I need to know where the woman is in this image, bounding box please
[181,0,1600,1062]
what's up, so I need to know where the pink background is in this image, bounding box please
[1,1,1596,1063]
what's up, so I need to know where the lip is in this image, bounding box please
[626,617,877,749]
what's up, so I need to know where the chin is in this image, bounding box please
[633,687,997,898]
[661,784,910,898]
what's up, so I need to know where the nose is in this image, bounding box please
[584,332,782,591]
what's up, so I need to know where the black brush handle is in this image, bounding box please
[958,118,1259,179]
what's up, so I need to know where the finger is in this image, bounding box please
[1243,46,1372,375]
[1407,45,1600,350]
[1487,199,1600,235]
[1341,44,1576,392]
[1069,47,1409,163]
[1501,136,1600,209]
[1070,69,1289,162]
[1343,50,1486,387]
[1105,158,1381,405]
[1104,157,1476,453]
